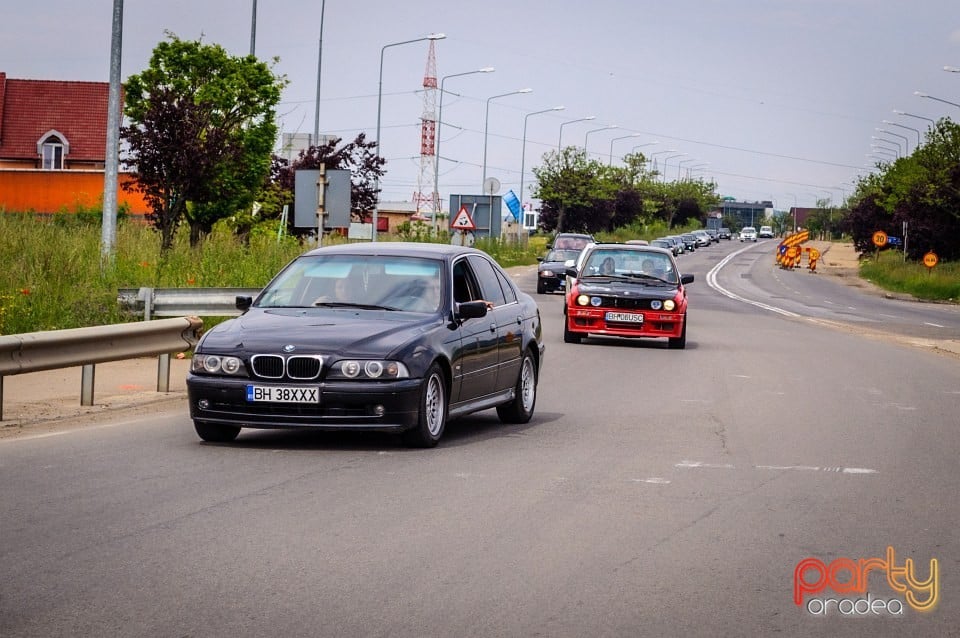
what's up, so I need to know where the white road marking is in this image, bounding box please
[679,461,878,475]
[632,477,671,484]
[924,322,945,328]
[706,247,801,318]
[879,313,900,319]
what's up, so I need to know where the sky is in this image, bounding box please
[3,0,960,212]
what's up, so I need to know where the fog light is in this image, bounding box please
[372,404,385,417]
[198,399,209,410]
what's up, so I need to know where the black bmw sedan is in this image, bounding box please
[186,243,544,447]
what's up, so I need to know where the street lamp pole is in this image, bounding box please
[313,0,326,143]
[608,133,641,165]
[892,109,936,127]
[882,119,921,148]
[432,66,495,225]
[373,33,446,242]
[875,128,910,154]
[646,149,677,177]
[558,116,595,151]
[482,88,532,192]
[677,158,695,180]
[914,91,960,109]
[519,105,564,211]
[660,153,686,182]
[871,141,901,158]
[583,125,618,159]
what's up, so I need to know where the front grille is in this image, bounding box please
[287,356,322,379]
[251,355,284,378]
[596,297,657,310]
[249,354,323,380]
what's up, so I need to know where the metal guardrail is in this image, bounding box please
[118,287,261,320]
[0,316,203,421]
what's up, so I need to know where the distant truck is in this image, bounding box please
[758,225,774,238]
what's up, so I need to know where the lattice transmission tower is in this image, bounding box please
[415,40,438,217]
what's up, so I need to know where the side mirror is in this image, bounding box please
[456,300,488,320]
[681,274,694,285]
[236,296,253,311]
[536,256,544,262]
[565,267,579,278]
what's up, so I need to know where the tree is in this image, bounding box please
[533,147,608,233]
[121,34,286,249]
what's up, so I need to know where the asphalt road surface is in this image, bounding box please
[2,240,958,637]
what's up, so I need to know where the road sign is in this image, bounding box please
[872,230,888,247]
[923,251,939,269]
[886,236,901,246]
[450,205,477,231]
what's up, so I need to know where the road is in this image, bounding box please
[1,240,958,637]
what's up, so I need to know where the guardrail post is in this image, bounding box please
[81,364,95,406]
[143,287,154,321]
[157,353,171,392]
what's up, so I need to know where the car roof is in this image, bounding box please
[301,241,487,260]
[584,243,675,257]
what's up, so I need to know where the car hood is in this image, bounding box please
[197,308,439,358]
[538,260,568,271]
[575,278,680,299]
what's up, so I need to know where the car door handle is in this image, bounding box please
[516,315,522,325]
[489,323,497,333]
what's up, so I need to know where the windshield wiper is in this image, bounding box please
[621,272,672,284]
[313,301,398,311]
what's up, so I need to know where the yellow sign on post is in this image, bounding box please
[923,251,939,270]
[872,231,888,247]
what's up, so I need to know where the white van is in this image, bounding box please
[759,226,774,238]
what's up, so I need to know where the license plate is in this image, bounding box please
[605,312,644,324]
[246,385,319,403]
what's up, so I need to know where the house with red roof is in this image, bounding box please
[0,72,148,214]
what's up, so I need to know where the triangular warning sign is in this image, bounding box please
[450,205,477,230]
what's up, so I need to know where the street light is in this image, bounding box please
[558,116,595,151]
[432,66,495,222]
[914,91,960,109]
[944,66,960,73]
[871,141,900,158]
[482,88,532,192]
[893,109,936,126]
[631,141,659,154]
[608,133,642,165]
[875,128,910,154]
[373,33,446,242]
[519,105,565,210]
[677,158,695,180]
[871,136,903,156]
[584,125,618,158]
[881,119,921,147]
[646,149,677,177]
[660,153,686,182]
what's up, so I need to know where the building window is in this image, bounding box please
[42,140,64,169]
[36,130,69,170]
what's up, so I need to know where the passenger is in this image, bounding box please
[599,257,616,275]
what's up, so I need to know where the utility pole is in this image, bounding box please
[101,0,123,264]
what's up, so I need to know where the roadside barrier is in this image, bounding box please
[0,316,203,420]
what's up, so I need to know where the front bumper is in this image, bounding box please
[565,307,685,339]
[186,373,423,432]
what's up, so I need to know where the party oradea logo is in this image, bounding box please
[794,546,938,616]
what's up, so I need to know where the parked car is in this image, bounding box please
[679,233,699,252]
[650,238,679,256]
[718,227,732,240]
[563,244,693,348]
[705,228,720,242]
[692,230,712,247]
[663,235,685,255]
[740,226,758,242]
[537,248,581,294]
[186,243,545,448]
[759,225,774,238]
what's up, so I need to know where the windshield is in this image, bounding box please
[581,250,678,283]
[545,249,580,262]
[256,254,444,312]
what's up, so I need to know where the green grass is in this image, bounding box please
[860,250,960,302]
[0,214,546,335]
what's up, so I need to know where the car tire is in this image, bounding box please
[194,420,240,443]
[497,350,537,424]
[563,318,582,344]
[402,363,447,448]
[536,281,546,294]
[668,313,687,350]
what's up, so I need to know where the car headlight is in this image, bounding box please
[192,354,248,377]
[663,299,676,311]
[329,360,410,380]
[540,269,555,277]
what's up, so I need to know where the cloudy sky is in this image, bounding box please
[4,0,959,211]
